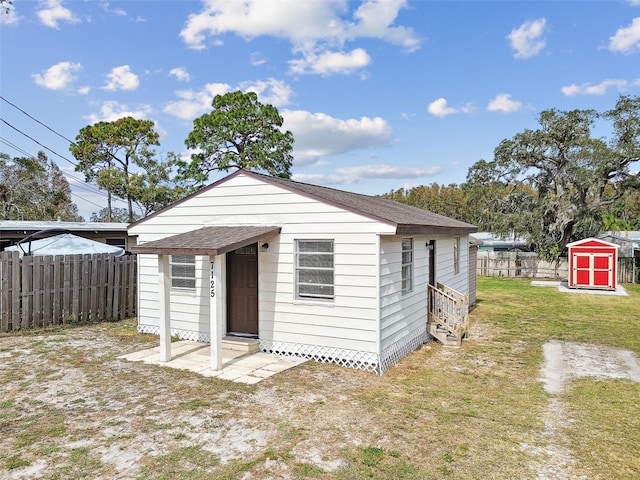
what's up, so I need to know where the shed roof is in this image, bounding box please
[130,225,281,256]
[129,170,477,235]
[566,237,619,249]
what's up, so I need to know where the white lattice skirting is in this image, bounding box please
[260,340,380,374]
[379,325,431,374]
[137,324,211,343]
[138,324,430,375]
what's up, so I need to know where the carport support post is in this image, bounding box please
[158,254,172,362]
[209,255,225,370]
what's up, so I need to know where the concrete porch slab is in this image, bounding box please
[118,340,308,384]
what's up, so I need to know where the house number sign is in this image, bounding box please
[210,262,215,298]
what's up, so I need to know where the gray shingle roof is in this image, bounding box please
[130,226,281,255]
[250,171,477,234]
[129,170,477,235]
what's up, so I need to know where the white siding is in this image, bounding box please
[129,173,395,356]
[432,234,470,295]
[379,235,429,351]
[379,233,471,352]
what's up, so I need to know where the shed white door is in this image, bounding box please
[572,253,614,288]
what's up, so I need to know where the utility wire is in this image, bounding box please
[0,117,79,168]
[0,95,78,147]
[0,95,128,169]
[0,136,125,208]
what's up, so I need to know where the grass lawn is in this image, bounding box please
[0,277,638,479]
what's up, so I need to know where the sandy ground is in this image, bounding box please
[1,322,639,479]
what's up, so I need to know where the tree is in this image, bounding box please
[466,95,640,260]
[70,117,160,222]
[91,207,138,223]
[0,151,83,221]
[384,183,472,223]
[179,91,294,185]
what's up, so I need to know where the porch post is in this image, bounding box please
[209,254,225,370]
[158,254,172,362]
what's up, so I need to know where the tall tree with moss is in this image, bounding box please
[178,91,294,186]
[0,151,82,221]
[466,95,640,260]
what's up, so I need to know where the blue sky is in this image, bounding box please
[2,0,640,220]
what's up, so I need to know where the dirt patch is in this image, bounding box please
[532,341,640,479]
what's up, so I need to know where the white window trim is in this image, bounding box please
[295,239,334,302]
[401,237,413,294]
[170,254,196,291]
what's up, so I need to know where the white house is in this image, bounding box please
[128,170,477,374]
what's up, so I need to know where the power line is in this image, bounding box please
[0,95,127,169]
[0,117,79,168]
[0,135,106,195]
[0,95,78,147]
[0,136,125,208]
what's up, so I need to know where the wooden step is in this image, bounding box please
[222,336,260,353]
[427,323,461,347]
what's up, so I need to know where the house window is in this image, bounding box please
[170,255,196,290]
[106,238,126,249]
[401,238,413,293]
[454,236,460,275]
[295,240,334,300]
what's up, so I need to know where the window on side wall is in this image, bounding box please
[401,237,413,293]
[170,255,196,290]
[454,236,460,275]
[295,240,334,300]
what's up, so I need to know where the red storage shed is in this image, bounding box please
[567,238,619,290]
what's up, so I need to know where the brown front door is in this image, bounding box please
[226,244,259,336]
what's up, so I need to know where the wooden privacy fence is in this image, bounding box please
[477,251,639,283]
[0,251,136,332]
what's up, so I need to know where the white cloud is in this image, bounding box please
[293,164,442,186]
[32,61,82,90]
[36,0,80,29]
[100,2,126,16]
[163,83,232,120]
[238,78,294,107]
[103,65,139,91]
[487,94,522,113]
[169,67,191,82]
[630,0,640,6]
[282,109,393,166]
[289,48,371,76]
[561,78,639,96]
[609,17,640,54]
[78,86,91,95]
[86,101,152,124]
[507,18,547,59]
[0,2,19,25]
[179,0,418,76]
[250,52,267,66]
[427,98,458,117]
[164,79,293,120]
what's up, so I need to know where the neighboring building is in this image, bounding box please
[5,233,125,257]
[474,232,529,252]
[0,220,131,252]
[129,170,477,374]
[597,231,640,258]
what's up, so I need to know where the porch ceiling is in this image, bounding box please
[130,225,281,256]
